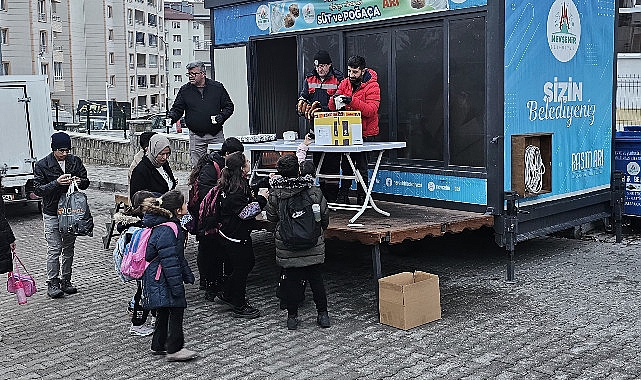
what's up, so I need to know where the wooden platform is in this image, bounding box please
[323,201,494,246]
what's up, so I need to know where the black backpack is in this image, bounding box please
[278,190,321,251]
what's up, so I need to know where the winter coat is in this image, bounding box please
[265,175,329,268]
[129,156,177,199]
[329,68,380,137]
[34,152,90,216]
[196,151,225,203]
[0,196,15,274]
[141,214,194,309]
[299,67,344,112]
[218,181,267,242]
[168,78,234,136]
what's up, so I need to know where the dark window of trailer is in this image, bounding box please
[448,16,486,167]
[395,25,444,162]
[345,31,391,143]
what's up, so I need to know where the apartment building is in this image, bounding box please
[0,0,168,122]
[164,3,205,109]
[617,0,641,127]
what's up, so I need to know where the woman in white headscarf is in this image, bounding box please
[130,134,177,199]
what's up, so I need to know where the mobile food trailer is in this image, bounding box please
[205,0,619,279]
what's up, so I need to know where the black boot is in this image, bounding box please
[204,281,218,302]
[60,278,78,294]
[335,188,351,205]
[47,278,65,298]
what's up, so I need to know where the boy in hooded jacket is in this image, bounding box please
[265,154,331,330]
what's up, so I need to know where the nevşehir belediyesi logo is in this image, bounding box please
[547,0,581,63]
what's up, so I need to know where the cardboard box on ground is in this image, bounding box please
[378,271,441,330]
[314,111,363,146]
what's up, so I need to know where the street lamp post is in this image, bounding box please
[105,82,114,129]
[159,36,170,133]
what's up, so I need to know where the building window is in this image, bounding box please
[109,52,115,64]
[138,95,147,109]
[110,75,116,86]
[137,75,147,88]
[148,13,157,27]
[38,0,46,21]
[172,21,180,29]
[149,75,157,88]
[1,29,7,45]
[107,5,112,18]
[149,54,158,68]
[617,12,641,53]
[148,34,157,47]
[129,54,134,69]
[108,29,114,41]
[172,61,181,69]
[173,35,181,42]
[193,22,200,29]
[172,49,181,56]
[135,9,144,25]
[174,88,179,96]
[54,62,63,80]
[128,31,134,47]
[136,53,146,67]
[130,76,135,90]
[39,30,47,53]
[1,0,7,11]
[150,94,158,107]
[136,32,145,45]
[40,63,48,76]
[127,9,133,25]
[2,62,9,75]
[159,17,163,32]
[174,75,182,82]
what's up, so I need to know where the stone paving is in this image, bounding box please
[1,164,641,379]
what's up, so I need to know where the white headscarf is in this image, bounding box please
[146,134,171,168]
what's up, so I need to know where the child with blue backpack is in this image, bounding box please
[140,190,197,361]
[113,190,156,337]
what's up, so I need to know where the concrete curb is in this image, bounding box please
[88,181,128,193]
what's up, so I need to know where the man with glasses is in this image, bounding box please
[34,132,90,298]
[167,61,235,167]
[296,50,344,202]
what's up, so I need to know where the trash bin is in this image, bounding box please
[614,126,641,216]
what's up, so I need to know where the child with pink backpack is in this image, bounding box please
[139,190,197,361]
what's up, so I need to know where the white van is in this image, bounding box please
[0,75,53,208]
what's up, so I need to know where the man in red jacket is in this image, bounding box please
[329,55,380,205]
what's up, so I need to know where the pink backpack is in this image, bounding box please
[120,222,179,281]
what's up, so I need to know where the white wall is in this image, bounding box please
[214,46,250,137]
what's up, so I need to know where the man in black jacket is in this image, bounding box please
[34,132,90,299]
[168,61,235,167]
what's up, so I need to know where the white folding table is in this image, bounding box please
[209,140,406,223]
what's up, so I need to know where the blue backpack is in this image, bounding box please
[114,222,178,282]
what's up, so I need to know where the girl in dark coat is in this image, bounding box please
[217,152,269,318]
[140,190,196,362]
[0,176,16,274]
[130,134,177,199]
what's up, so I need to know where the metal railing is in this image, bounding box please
[617,74,641,129]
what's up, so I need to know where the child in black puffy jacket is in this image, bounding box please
[217,152,269,319]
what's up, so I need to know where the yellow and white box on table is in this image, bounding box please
[313,111,363,146]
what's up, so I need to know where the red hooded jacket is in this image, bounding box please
[329,68,380,137]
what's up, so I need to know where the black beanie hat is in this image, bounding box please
[313,50,332,65]
[51,132,71,151]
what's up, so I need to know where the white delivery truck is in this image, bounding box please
[0,75,54,208]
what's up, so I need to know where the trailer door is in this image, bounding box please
[0,85,33,179]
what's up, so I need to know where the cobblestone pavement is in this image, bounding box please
[1,164,641,379]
